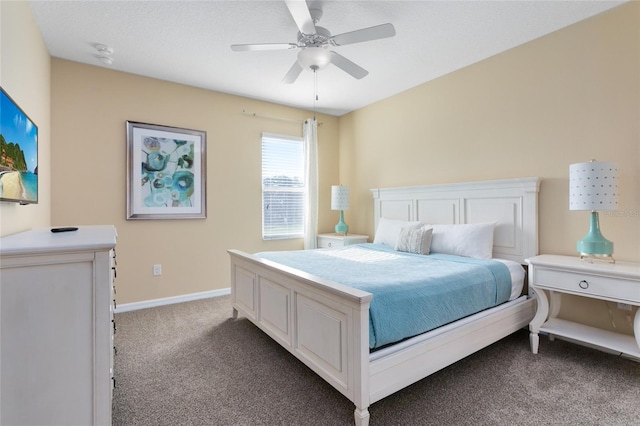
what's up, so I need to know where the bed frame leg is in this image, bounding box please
[232,307,238,319]
[354,407,369,426]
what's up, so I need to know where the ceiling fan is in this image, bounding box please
[231,0,396,84]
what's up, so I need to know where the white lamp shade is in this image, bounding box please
[297,47,331,71]
[331,185,349,211]
[569,161,618,211]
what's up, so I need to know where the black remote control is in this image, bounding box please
[51,227,79,233]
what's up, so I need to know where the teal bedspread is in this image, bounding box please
[256,244,512,349]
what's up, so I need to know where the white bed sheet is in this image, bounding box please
[493,258,525,301]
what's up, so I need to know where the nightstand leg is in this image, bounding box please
[547,291,562,342]
[549,291,562,318]
[529,286,550,354]
[530,332,540,354]
[634,307,640,353]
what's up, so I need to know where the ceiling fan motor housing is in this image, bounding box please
[298,26,331,47]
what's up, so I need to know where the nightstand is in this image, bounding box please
[317,233,369,248]
[527,254,640,358]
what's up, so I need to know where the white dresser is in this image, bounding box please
[0,225,117,426]
[527,254,640,358]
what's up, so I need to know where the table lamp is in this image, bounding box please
[331,185,349,235]
[569,160,618,262]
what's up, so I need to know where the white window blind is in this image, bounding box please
[262,133,305,240]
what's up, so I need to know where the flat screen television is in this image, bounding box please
[0,86,38,204]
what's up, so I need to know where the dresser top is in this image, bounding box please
[0,225,117,255]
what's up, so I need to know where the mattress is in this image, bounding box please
[492,258,525,301]
[257,243,524,349]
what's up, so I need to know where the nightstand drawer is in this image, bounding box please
[534,268,639,304]
[317,234,368,248]
[318,238,341,248]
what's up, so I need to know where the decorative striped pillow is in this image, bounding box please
[395,226,433,255]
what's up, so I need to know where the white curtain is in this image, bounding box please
[303,118,318,249]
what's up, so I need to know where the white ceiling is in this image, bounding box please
[29,0,624,116]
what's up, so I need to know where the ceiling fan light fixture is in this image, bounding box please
[297,47,331,71]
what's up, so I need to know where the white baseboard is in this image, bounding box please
[115,288,231,313]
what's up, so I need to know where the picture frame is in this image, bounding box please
[126,121,206,220]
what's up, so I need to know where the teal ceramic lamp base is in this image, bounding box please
[577,211,614,262]
[335,210,349,235]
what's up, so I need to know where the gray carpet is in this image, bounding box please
[113,296,639,426]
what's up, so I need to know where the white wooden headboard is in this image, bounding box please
[370,177,541,263]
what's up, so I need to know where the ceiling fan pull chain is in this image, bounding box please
[313,66,318,120]
[315,67,319,101]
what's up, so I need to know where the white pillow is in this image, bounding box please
[373,218,422,248]
[428,222,496,259]
[395,226,433,255]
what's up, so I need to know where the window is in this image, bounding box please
[262,133,305,240]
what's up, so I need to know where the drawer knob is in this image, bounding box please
[578,280,589,289]
[328,242,333,247]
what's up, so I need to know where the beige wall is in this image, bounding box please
[339,3,639,334]
[341,3,639,261]
[0,1,51,235]
[51,60,339,304]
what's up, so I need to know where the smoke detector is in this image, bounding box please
[95,44,114,66]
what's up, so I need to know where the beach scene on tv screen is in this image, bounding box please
[0,90,38,203]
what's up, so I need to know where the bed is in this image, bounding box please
[228,177,540,425]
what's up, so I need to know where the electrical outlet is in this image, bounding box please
[153,264,162,276]
[617,302,632,311]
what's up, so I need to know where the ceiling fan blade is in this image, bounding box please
[330,23,396,46]
[282,61,303,84]
[231,43,298,52]
[285,0,316,35]
[329,51,368,79]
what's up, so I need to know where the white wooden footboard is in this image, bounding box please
[229,249,535,426]
[368,295,535,404]
[229,249,373,425]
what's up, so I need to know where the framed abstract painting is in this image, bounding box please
[126,121,206,219]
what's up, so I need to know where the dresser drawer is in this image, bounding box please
[534,268,640,304]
